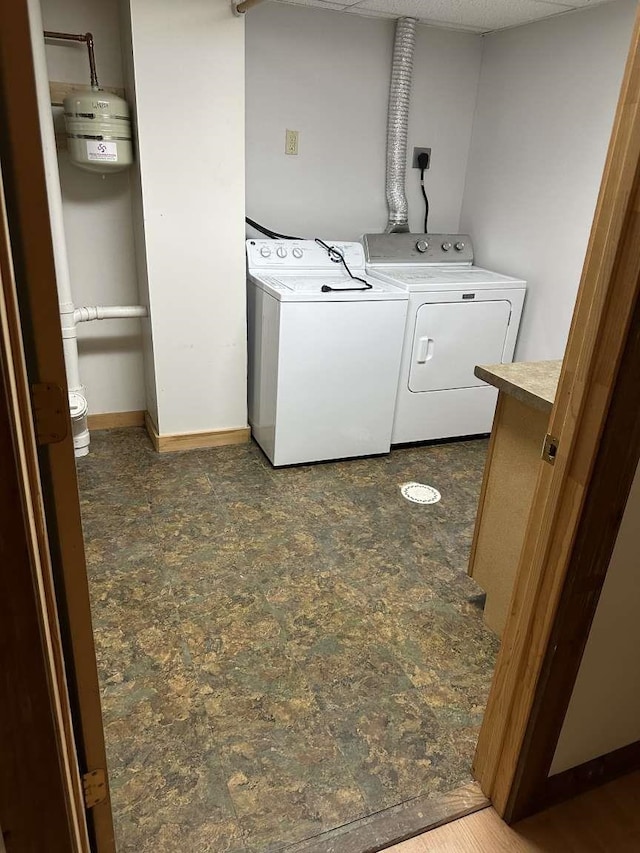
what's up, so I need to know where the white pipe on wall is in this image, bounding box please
[27,0,91,456]
[74,305,148,323]
[28,0,148,458]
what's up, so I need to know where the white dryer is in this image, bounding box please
[247,239,408,466]
[363,233,526,444]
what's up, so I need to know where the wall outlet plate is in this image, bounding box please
[412,147,431,169]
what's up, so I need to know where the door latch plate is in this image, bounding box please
[542,433,559,465]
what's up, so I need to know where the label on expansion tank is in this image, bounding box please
[86,140,118,162]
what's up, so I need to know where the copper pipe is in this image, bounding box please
[44,30,99,89]
[234,0,265,15]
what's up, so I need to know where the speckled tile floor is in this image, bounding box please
[77,429,499,853]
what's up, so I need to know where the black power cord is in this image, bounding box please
[314,239,372,292]
[245,216,302,241]
[417,152,430,232]
[245,216,372,292]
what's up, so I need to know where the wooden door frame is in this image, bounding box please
[0,234,86,853]
[0,3,115,850]
[474,6,640,822]
[0,136,88,853]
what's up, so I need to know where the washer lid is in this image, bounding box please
[249,273,408,301]
[368,265,526,291]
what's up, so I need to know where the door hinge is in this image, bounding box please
[542,433,559,465]
[31,382,68,445]
[82,769,107,808]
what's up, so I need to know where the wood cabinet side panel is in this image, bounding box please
[470,396,549,635]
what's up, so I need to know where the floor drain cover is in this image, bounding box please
[400,482,441,505]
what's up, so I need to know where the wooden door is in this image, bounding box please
[474,5,640,821]
[0,3,116,851]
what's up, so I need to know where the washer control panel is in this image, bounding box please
[247,239,366,271]
[363,233,474,265]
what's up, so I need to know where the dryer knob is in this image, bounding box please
[260,246,272,258]
[442,242,452,251]
[416,239,429,253]
[276,247,287,258]
[292,247,303,259]
[454,242,465,252]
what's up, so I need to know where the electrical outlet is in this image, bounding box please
[285,129,299,156]
[412,147,431,169]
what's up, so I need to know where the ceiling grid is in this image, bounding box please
[274,0,617,33]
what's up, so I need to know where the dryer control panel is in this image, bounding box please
[363,233,474,266]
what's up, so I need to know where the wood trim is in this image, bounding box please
[474,7,640,821]
[285,783,488,853]
[144,410,251,452]
[87,409,145,430]
[0,4,116,849]
[541,742,640,812]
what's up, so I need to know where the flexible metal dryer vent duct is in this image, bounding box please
[385,17,417,233]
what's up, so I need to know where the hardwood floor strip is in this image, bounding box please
[541,742,640,810]
[387,771,640,852]
[283,783,489,853]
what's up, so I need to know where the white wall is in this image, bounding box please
[119,0,158,427]
[122,0,247,436]
[41,0,636,425]
[551,460,640,774]
[246,2,483,241]
[460,0,636,362]
[42,0,145,415]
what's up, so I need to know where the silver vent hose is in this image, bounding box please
[385,17,417,233]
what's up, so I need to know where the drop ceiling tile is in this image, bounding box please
[352,0,573,30]
[346,3,486,31]
[272,0,620,31]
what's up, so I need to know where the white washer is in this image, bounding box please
[364,233,526,444]
[247,239,408,466]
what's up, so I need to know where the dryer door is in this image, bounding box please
[408,300,511,393]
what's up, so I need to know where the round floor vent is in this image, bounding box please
[400,482,441,505]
